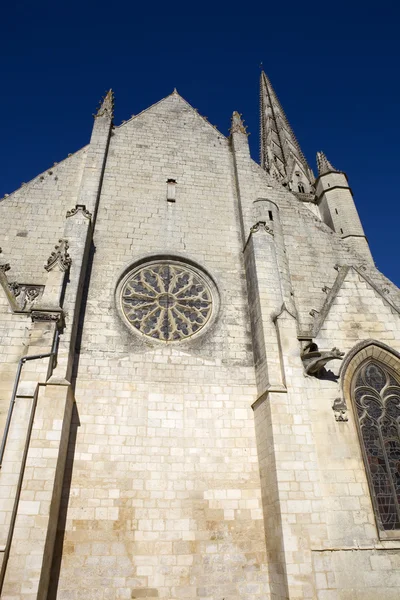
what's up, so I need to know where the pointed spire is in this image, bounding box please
[260,71,314,191]
[230,111,248,135]
[94,89,114,120]
[316,151,338,176]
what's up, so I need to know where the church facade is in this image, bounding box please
[0,73,399,600]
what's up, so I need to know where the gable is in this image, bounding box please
[314,267,400,351]
[0,148,87,283]
[114,91,227,143]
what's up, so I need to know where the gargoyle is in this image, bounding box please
[301,342,344,376]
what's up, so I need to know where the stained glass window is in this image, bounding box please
[353,361,400,530]
[120,262,213,342]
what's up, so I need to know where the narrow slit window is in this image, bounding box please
[167,179,177,202]
[268,210,273,221]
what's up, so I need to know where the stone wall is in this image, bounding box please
[0,89,400,600]
[53,94,270,600]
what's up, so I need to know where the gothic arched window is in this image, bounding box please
[298,183,305,193]
[353,360,400,530]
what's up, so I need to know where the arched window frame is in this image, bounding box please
[342,341,400,539]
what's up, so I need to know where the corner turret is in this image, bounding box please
[315,151,373,264]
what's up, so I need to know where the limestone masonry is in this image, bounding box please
[0,74,399,600]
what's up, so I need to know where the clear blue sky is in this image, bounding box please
[1,2,399,284]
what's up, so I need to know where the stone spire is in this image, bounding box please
[94,89,114,120]
[260,71,314,193]
[316,151,338,176]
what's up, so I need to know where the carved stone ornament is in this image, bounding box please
[31,310,65,330]
[0,263,10,273]
[332,397,349,422]
[6,283,43,310]
[8,281,20,297]
[250,221,274,236]
[26,287,41,302]
[66,204,92,219]
[119,261,215,342]
[230,111,248,135]
[45,239,72,272]
[301,342,345,376]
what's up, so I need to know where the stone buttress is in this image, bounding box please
[231,111,331,600]
[0,92,113,598]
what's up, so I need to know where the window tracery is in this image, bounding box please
[353,360,400,530]
[119,262,214,342]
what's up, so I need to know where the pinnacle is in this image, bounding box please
[95,89,114,120]
[316,151,338,175]
[230,111,248,135]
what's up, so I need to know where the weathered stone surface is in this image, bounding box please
[0,79,399,600]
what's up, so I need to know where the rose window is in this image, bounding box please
[120,262,213,341]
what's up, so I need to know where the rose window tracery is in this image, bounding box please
[120,262,213,342]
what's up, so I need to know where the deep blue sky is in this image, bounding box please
[1,2,399,285]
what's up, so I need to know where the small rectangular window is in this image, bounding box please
[167,179,176,202]
[268,210,273,221]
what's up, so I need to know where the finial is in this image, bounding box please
[172,87,178,94]
[44,239,72,272]
[316,151,338,175]
[230,111,248,135]
[94,89,114,120]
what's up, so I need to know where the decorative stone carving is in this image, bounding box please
[8,281,20,297]
[0,263,10,273]
[309,309,319,317]
[6,283,43,310]
[26,287,41,302]
[230,111,248,135]
[45,239,72,272]
[250,221,274,236]
[301,342,344,376]
[31,310,65,330]
[66,204,92,219]
[120,262,214,342]
[333,397,349,422]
